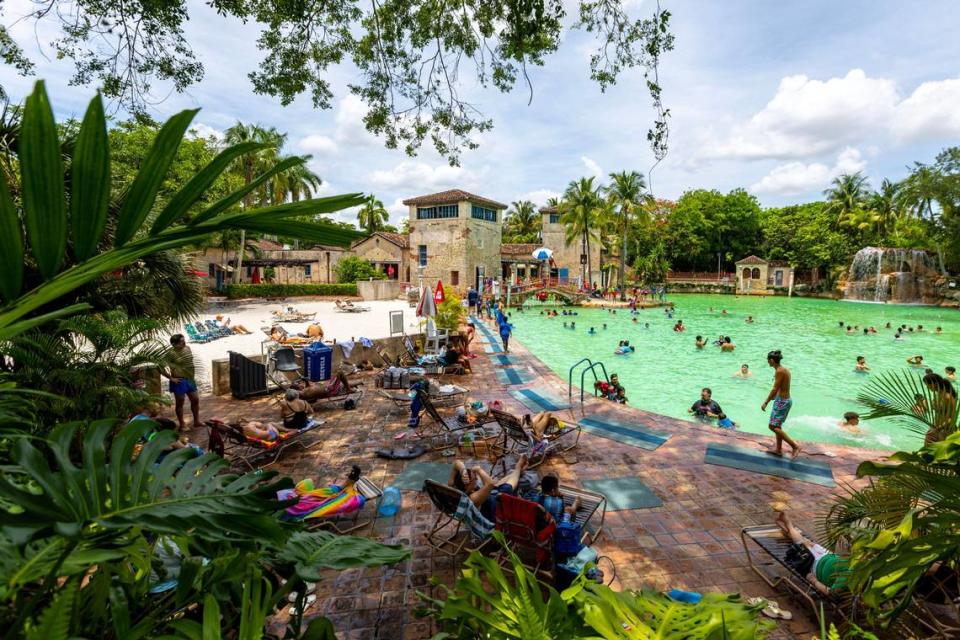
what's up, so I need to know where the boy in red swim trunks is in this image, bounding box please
[761,349,801,458]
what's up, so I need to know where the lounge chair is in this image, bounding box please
[310,386,364,411]
[495,493,557,580]
[414,387,496,440]
[185,323,211,343]
[335,299,371,313]
[300,475,383,534]
[422,479,495,557]
[553,484,607,546]
[205,418,324,471]
[378,383,468,410]
[490,408,581,468]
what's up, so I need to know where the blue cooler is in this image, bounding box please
[303,342,332,381]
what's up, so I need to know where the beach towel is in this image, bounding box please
[339,340,356,359]
[283,479,365,519]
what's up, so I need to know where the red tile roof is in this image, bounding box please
[539,205,559,214]
[735,255,767,265]
[351,231,409,249]
[501,243,539,257]
[402,189,507,210]
[257,238,284,251]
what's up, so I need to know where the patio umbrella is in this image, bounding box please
[416,284,437,319]
[532,247,553,261]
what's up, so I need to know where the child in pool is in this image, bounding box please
[716,412,737,430]
[855,356,869,372]
[839,412,861,435]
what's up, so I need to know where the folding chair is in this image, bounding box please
[414,388,496,440]
[495,493,557,580]
[558,484,607,546]
[267,345,305,388]
[205,418,323,471]
[306,476,383,534]
[422,479,494,557]
[490,408,581,468]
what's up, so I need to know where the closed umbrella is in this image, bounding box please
[416,284,437,319]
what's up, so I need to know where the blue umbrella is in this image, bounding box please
[532,247,553,261]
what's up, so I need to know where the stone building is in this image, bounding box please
[539,205,600,286]
[192,238,347,289]
[403,189,506,290]
[350,231,410,282]
[735,255,794,295]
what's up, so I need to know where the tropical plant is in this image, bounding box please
[357,194,390,234]
[0,310,171,427]
[823,430,960,625]
[560,177,603,288]
[0,81,363,341]
[867,179,901,237]
[824,173,871,228]
[0,420,409,638]
[855,370,959,444]
[334,255,380,283]
[418,533,773,639]
[434,287,464,332]
[605,170,649,295]
[503,200,541,243]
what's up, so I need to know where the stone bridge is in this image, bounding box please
[510,285,590,306]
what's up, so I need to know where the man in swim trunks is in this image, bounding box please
[689,387,722,420]
[762,350,800,458]
[164,334,200,432]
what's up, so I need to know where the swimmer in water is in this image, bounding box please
[570,321,576,330]
[946,366,956,381]
[894,331,903,341]
[632,317,638,324]
[734,363,752,378]
[855,356,870,372]
[644,322,650,329]
[839,411,862,435]
[721,336,736,352]
[936,326,942,335]
[695,335,705,349]
[907,355,924,368]
[603,323,607,330]
[717,411,737,430]
[588,327,596,335]
[746,315,754,324]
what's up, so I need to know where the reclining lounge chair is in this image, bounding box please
[205,418,323,471]
[299,475,384,534]
[490,408,581,469]
[422,479,495,557]
[414,388,497,440]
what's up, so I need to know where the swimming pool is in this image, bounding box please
[509,294,960,451]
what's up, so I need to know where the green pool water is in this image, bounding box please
[509,294,960,451]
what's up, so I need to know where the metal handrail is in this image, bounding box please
[579,362,609,415]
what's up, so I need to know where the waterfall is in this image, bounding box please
[844,247,937,303]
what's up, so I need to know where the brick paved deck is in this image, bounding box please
[190,314,891,639]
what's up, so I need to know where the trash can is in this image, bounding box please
[303,342,332,381]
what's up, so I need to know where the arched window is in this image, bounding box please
[751,268,761,279]
[742,267,751,278]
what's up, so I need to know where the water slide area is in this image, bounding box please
[512,294,959,451]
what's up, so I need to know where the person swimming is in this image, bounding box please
[746,315,754,323]
[721,336,735,352]
[644,322,650,329]
[588,327,596,335]
[695,335,705,349]
[855,356,869,373]
[947,366,957,381]
[717,411,737,430]
[632,317,638,324]
[734,363,752,378]
[907,355,924,368]
[614,340,635,355]
[673,320,685,332]
[839,411,861,435]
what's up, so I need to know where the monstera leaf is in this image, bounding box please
[0,420,292,544]
[275,530,410,582]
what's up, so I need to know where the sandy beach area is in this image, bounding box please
[162,298,420,388]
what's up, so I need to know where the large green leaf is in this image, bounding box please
[19,80,66,279]
[24,580,77,640]
[113,109,199,246]
[70,93,111,261]
[276,530,410,582]
[0,172,24,301]
[0,420,292,543]
[150,141,267,235]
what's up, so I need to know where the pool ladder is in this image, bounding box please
[568,358,610,416]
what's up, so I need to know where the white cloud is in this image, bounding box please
[334,94,373,145]
[581,156,604,179]
[891,77,960,143]
[514,189,561,206]
[367,160,486,192]
[298,134,338,155]
[703,70,898,160]
[188,122,224,142]
[750,147,867,196]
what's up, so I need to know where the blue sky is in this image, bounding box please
[2,0,959,227]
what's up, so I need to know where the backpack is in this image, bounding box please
[555,518,584,557]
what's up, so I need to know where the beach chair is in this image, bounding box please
[490,408,581,469]
[335,299,371,313]
[304,475,383,534]
[495,493,557,580]
[556,484,607,546]
[310,386,364,411]
[205,418,324,471]
[184,323,210,343]
[741,524,955,636]
[378,383,468,410]
[414,387,496,440]
[422,479,495,557]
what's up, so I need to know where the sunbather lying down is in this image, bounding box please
[235,418,298,442]
[524,411,563,440]
[293,372,355,403]
[776,511,849,595]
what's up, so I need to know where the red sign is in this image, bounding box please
[434,280,446,304]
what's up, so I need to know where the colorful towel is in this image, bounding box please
[283,479,366,519]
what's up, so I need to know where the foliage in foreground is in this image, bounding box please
[417,534,773,639]
[333,255,382,284]
[226,283,360,299]
[0,81,363,341]
[855,369,959,443]
[825,429,960,625]
[0,420,410,638]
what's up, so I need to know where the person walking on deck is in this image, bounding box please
[761,349,801,458]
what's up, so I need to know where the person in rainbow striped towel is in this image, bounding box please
[281,466,365,520]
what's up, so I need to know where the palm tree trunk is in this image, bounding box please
[581,232,587,287]
[233,160,254,284]
[586,235,593,289]
[620,215,627,299]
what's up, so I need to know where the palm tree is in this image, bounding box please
[560,177,602,288]
[223,123,286,282]
[271,156,322,204]
[867,178,901,236]
[357,194,390,234]
[604,170,649,296]
[503,200,540,243]
[824,172,871,228]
